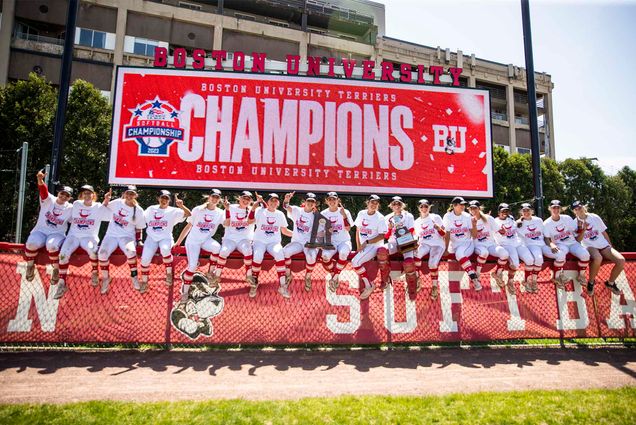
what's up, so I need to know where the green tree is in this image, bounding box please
[616,166,636,250]
[60,80,112,194]
[0,73,57,241]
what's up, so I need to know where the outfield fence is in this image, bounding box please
[0,242,634,346]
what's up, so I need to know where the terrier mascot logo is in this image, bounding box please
[171,272,224,339]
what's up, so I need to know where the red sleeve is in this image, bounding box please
[343,218,350,227]
[225,209,231,219]
[437,228,446,236]
[385,227,393,239]
[248,210,255,220]
[409,227,415,235]
[38,184,49,201]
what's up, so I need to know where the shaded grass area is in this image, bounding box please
[1,387,635,424]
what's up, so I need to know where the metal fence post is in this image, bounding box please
[15,142,28,243]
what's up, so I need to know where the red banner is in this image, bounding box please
[109,67,493,196]
[1,246,634,345]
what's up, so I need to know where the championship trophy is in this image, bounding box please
[392,215,417,253]
[305,212,335,250]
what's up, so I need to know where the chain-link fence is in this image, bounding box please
[0,242,634,347]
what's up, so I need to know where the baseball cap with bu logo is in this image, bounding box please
[468,200,481,208]
[498,203,510,211]
[520,203,532,210]
[240,191,253,198]
[549,199,561,208]
[368,194,381,201]
[158,190,171,198]
[326,191,338,199]
[570,200,583,209]
[209,189,222,196]
[391,196,404,204]
[418,199,430,206]
[267,193,279,200]
[451,196,467,205]
[305,193,317,201]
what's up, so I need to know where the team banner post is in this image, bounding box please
[109,67,493,196]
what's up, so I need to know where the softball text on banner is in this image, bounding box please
[1,247,634,345]
[109,67,493,196]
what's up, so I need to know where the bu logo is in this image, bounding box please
[123,96,184,156]
[432,125,467,154]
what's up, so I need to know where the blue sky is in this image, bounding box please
[381,0,636,174]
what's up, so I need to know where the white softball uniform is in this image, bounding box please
[578,213,610,250]
[473,215,509,260]
[219,204,254,259]
[141,205,186,266]
[351,210,388,268]
[185,206,224,271]
[26,190,72,252]
[414,214,445,268]
[98,198,146,260]
[252,208,288,263]
[442,211,474,260]
[384,211,415,259]
[543,215,590,261]
[518,216,545,266]
[59,201,104,261]
[493,216,533,268]
[321,208,354,262]
[283,206,318,263]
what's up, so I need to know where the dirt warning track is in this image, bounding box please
[0,347,634,404]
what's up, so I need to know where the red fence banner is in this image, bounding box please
[109,67,493,196]
[0,245,634,345]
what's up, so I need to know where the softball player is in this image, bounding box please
[382,196,417,299]
[250,193,292,298]
[516,202,544,292]
[467,200,508,289]
[54,185,104,299]
[139,190,190,291]
[321,192,354,292]
[213,190,255,284]
[24,170,72,285]
[493,203,534,294]
[97,185,146,294]
[175,189,224,304]
[282,191,319,291]
[413,199,446,299]
[351,195,389,300]
[543,199,590,287]
[443,197,481,291]
[571,201,622,295]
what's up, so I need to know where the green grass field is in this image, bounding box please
[1,387,634,424]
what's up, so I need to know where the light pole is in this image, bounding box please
[521,0,544,218]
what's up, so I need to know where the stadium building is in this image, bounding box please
[0,0,555,157]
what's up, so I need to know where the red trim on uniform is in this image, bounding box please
[248,210,255,220]
[38,184,49,201]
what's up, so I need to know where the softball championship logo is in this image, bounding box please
[171,273,225,340]
[123,96,184,156]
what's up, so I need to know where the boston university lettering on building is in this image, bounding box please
[153,48,464,86]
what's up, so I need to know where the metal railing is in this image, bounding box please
[13,31,64,46]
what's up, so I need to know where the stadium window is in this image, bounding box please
[178,1,202,11]
[77,28,106,49]
[517,147,531,155]
[133,37,159,57]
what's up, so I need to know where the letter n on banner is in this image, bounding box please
[7,262,60,332]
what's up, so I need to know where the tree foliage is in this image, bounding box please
[0,76,633,250]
